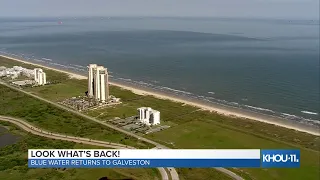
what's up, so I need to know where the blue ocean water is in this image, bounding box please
[0,17,319,123]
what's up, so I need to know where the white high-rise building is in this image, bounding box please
[34,68,46,85]
[137,107,160,125]
[42,73,46,85]
[87,64,109,103]
[88,64,97,97]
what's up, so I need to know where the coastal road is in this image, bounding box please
[215,168,244,180]
[0,81,178,180]
[0,81,164,148]
[0,81,244,180]
[0,115,169,180]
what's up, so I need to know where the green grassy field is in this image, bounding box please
[1,56,319,180]
[0,56,69,84]
[0,86,234,180]
[150,120,319,180]
[0,121,160,180]
[27,78,88,101]
[0,85,153,149]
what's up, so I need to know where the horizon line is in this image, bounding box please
[0,15,319,21]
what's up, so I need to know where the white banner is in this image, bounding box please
[28,149,260,159]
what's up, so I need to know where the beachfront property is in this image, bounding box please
[58,64,119,111]
[12,80,34,86]
[137,107,160,126]
[88,64,109,103]
[0,66,34,79]
[34,68,46,85]
[0,66,47,87]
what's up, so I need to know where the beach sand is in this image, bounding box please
[1,55,319,136]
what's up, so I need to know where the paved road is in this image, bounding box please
[1,81,244,180]
[215,168,244,180]
[0,81,164,148]
[0,81,177,180]
[0,115,169,180]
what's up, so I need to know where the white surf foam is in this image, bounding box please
[301,111,318,115]
[42,58,52,61]
[229,102,239,105]
[160,87,192,95]
[281,113,298,117]
[244,105,275,113]
[33,59,45,62]
[137,81,152,86]
[70,64,85,68]
[207,97,216,100]
[118,78,132,82]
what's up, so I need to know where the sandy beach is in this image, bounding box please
[1,54,319,136]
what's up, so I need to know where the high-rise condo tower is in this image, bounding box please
[34,68,46,85]
[87,64,109,103]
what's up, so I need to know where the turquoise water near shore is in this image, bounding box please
[0,17,319,125]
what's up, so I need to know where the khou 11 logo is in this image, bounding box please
[261,149,300,168]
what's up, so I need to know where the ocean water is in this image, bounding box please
[0,17,319,124]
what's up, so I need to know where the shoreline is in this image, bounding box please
[1,54,319,136]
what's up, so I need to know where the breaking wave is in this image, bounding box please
[229,102,239,105]
[137,81,153,86]
[301,111,318,115]
[33,59,45,62]
[244,105,275,113]
[42,58,52,61]
[1,51,319,127]
[159,86,192,95]
[70,64,86,69]
[117,77,132,82]
[281,113,298,118]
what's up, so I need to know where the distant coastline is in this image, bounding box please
[1,54,319,136]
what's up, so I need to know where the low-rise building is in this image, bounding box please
[0,66,6,71]
[0,66,35,79]
[12,80,34,86]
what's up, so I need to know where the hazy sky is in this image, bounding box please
[0,0,319,19]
